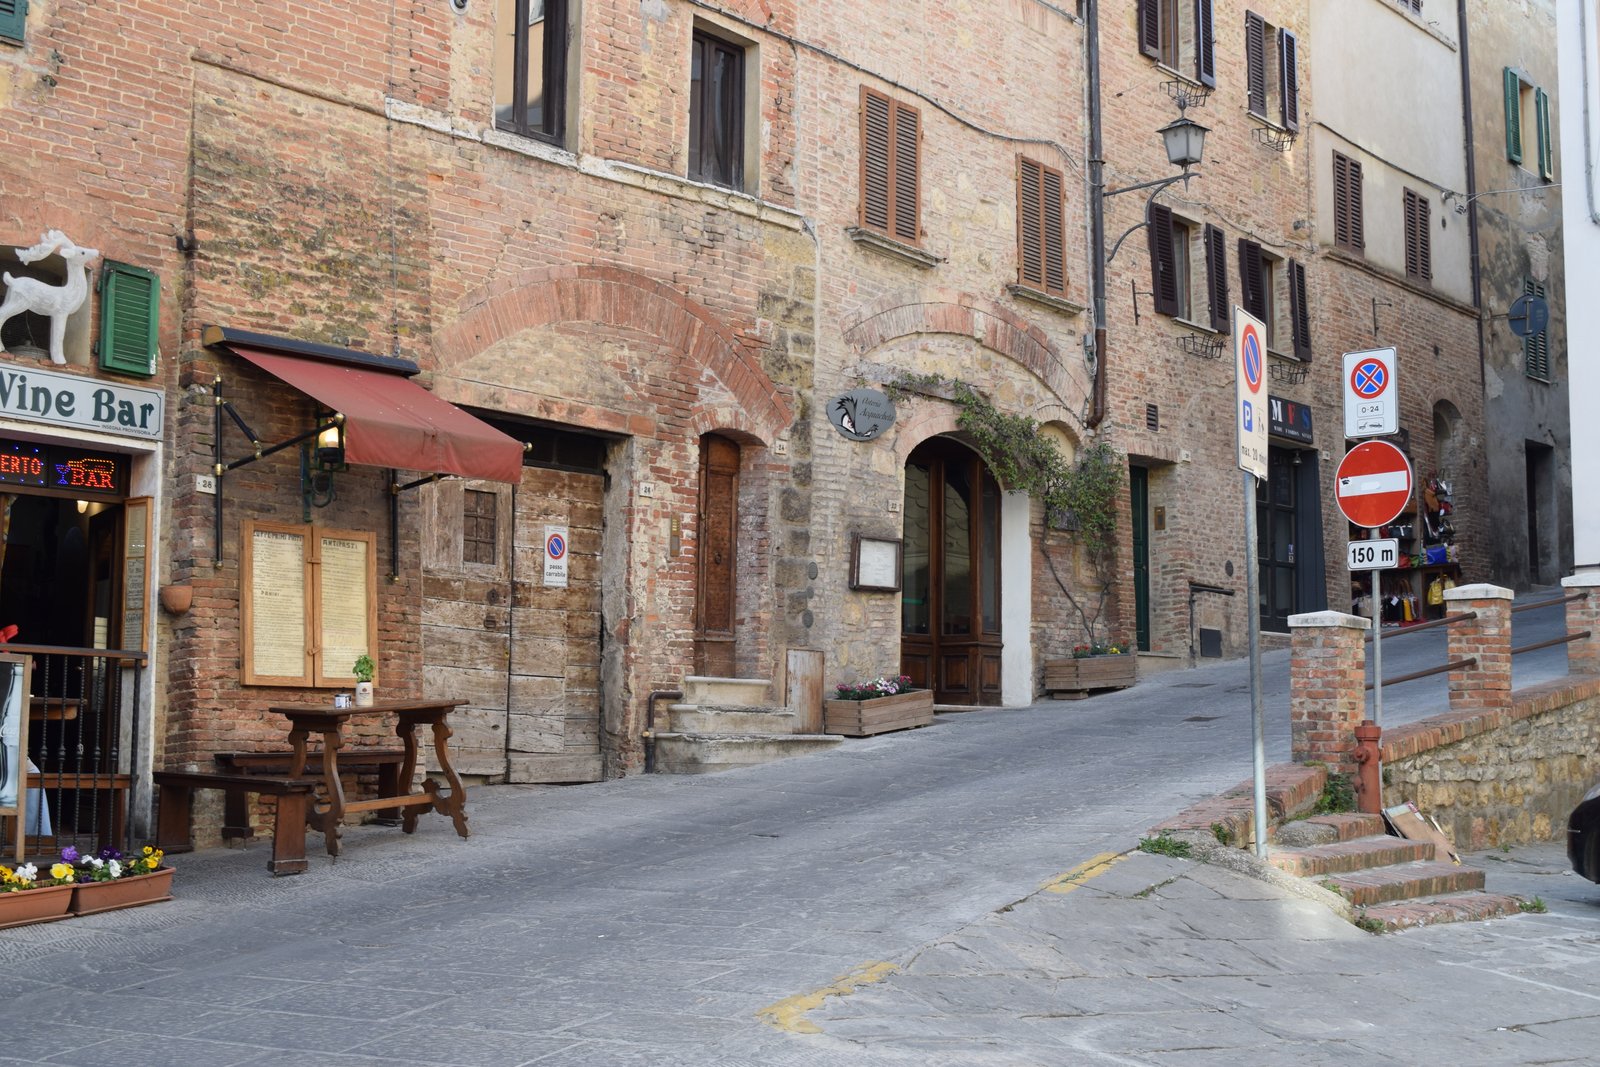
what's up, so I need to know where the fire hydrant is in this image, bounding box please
[1353,719,1383,814]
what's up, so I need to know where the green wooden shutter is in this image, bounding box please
[1536,87,1554,180]
[97,261,159,377]
[1504,67,1523,164]
[0,0,27,43]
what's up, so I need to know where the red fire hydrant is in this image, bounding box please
[1353,719,1382,814]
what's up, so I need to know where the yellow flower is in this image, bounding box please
[50,862,73,881]
[143,846,154,856]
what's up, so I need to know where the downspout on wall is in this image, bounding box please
[1086,0,1108,430]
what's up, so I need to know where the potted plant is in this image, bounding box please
[63,845,175,916]
[1044,641,1136,697]
[352,654,376,707]
[823,674,935,737]
[0,859,76,930]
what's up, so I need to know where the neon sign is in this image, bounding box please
[0,439,124,495]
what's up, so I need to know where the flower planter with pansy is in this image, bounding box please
[824,674,935,737]
[0,845,173,928]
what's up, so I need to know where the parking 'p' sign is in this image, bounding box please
[1234,307,1268,478]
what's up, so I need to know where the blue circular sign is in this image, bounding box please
[546,533,566,560]
[1352,360,1388,399]
[1242,330,1263,392]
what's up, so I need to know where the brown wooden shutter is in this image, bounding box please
[1138,0,1161,59]
[1279,28,1299,132]
[1333,152,1365,252]
[1148,203,1180,316]
[1041,165,1066,295]
[1288,259,1311,360]
[890,100,921,244]
[1245,12,1267,117]
[860,87,892,233]
[1204,224,1228,332]
[1018,157,1044,290]
[1237,238,1266,320]
[1348,156,1365,250]
[1404,189,1432,282]
[1196,0,1216,87]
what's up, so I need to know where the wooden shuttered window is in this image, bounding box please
[1204,224,1228,332]
[1148,203,1181,317]
[1504,67,1523,164]
[97,261,159,377]
[1287,259,1311,360]
[0,0,26,43]
[1279,28,1299,131]
[1524,279,1549,381]
[1017,157,1067,296]
[1237,238,1267,322]
[1245,12,1267,118]
[1536,87,1554,180]
[1137,0,1213,85]
[1403,188,1432,283]
[860,87,921,245]
[1333,151,1365,252]
[1137,0,1161,59]
[1196,0,1216,87]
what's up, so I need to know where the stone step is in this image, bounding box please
[1269,835,1435,878]
[682,676,772,707]
[651,733,843,775]
[666,704,800,735]
[1357,893,1525,932]
[1272,813,1388,848]
[1321,860,1486,908]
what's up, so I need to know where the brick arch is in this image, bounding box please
[841,288,1088,422]
[436,265,792,441]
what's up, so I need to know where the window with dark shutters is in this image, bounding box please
[1137,0,1209,83]
[1524,279,1549,381]
[1196,0,1216,87]
[1333,151,1365,253]
[96,261,159,377]
[0,0,25,43]
[1237,239,1266,321]
[1138,0,1161,59]
[1148,203,1180,317]
[1403,188,1432,283]
[1204,224,1228,332]
[1536,87,1554,180]
[1017,157,1067,297]
[860,87,921,246]
[1279,29,1299,131]
[1245,12,1267,119]
[1287,259,1311,360]
[1504,67,1523,164]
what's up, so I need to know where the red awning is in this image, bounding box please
[229,346,524,484]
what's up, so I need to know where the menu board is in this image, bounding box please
[245,525,310,684]
[241,521,376,687]
[318,535,372,684]
[121,498,150,652]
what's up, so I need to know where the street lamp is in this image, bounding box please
[1157,110,1209,171]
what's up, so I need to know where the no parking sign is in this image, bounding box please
[544,526,569,588]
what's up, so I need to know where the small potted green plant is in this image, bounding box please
[352,654,376,707]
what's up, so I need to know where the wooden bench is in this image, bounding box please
[215,749,409,824]
[152,771,318,876]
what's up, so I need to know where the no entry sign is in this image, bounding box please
[1335,441,1413,529]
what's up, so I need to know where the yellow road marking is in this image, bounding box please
[756,960,900,1034]
[1042,851,1125,894]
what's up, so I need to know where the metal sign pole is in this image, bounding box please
[1244,471,1268,859]
[1369,526,1383,728]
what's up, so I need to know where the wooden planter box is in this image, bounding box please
[1044,655,1136,699]
[824,689,935,737]
[0,883,75,930]
[70,868,175,916]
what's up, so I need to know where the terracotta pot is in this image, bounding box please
[69,867,175,916]
[0,883,75,930]
[354,681,374,707]
[158,584,193,614]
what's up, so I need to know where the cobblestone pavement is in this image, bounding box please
[0,605,1591,1065]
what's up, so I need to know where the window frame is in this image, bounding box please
[462,488,498,566]
[859,86,922,247]
[494,0,569,145]
[1138,0,1216,88]
[1016,156,1068,298]
[689,28,747,191]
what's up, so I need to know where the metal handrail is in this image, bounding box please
[1511,592,1587,614]
[0,642,148,663]
[1512,631,1591,656]
[1363,611,1476,643]
[1366,657,1477,691]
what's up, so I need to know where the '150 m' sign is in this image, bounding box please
[0,366,164,439]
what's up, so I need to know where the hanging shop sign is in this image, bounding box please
[1267,395,1313,445]
[0,438,127,495]
[0,365,164,439]
[828,388,897,442]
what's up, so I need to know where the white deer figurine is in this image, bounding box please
[0,230,100,365]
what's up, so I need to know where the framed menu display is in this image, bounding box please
[850,534,903,592]
[241,521,376,687]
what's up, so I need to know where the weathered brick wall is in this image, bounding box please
[1383,677,1600,850]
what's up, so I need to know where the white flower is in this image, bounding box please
[107,860,123,878]
[86,856,104,868]
[16,863,37,881]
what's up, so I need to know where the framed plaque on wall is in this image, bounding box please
[850,535,903,592]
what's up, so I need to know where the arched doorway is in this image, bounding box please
[695,434,740,676]
[900,438,1002,705]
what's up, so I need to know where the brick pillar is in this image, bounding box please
[1444,583,1513,712]
[1288,610,1369,771]
[1561,573,1600,675]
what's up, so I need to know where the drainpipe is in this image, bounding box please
[1456,0,1486,401]
[642,689,682,774]
[1086,0,1108,429]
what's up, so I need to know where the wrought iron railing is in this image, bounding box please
[9,644,147,860]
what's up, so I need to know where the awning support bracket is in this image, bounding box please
[387,470,444,580]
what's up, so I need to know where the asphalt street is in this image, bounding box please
[0,592,1593,1065]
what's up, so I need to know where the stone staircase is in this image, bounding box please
[1269,812,1523,931]
[649,676,843,774]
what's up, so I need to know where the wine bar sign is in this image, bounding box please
[0,365,164,439]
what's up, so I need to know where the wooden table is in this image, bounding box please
[267,699,471,858]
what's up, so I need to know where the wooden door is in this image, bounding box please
[900,439,1002,705]
[1258,447,1298,633]
[695,435,739,677]
[1130,467,1150,651]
